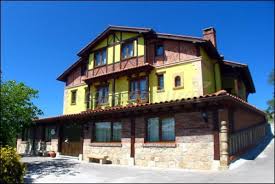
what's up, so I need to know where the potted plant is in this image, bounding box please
[48,151,56,158]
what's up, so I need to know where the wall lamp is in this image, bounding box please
[201,111,208,123]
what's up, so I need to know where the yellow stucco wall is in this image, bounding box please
[63,31,221,114]
[149,60,204,103]
[214,63,222,91]
[88,32,144,69]
[63,59,204,114]
[63,85,88,114]
[200,48,222,94]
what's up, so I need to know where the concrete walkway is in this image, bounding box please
[23,131,274,183]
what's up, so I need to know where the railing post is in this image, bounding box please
[219,120,229,170]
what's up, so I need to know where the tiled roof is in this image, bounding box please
[35,90,265,123]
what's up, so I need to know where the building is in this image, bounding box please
[17,26,268,170]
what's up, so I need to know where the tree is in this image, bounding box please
[0,80,43,146]
[266,69,274,122]
[268,69,274,86]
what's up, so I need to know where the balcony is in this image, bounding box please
[83,56,154,83]
[87,90,150,110]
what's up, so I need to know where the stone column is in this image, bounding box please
[219,120,229,170]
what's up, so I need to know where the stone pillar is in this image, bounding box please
[219,121,229,170]
[79,154,83,161]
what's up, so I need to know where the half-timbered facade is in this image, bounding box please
[17,26,267,170]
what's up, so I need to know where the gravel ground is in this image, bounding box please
[22,126,274,183]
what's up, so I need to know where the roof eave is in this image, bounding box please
[56,58,84,82]
[155,33,205,43]
[222,60,256,93]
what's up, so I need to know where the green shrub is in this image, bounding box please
[0,146,25,184]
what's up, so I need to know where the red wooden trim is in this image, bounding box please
[144,117,148,142]
[178,41,180,62]
[213,131,220,160]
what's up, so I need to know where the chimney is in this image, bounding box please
[203,27,217,48]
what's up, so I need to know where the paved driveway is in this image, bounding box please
[23,135,274,183]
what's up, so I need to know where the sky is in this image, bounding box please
[1,1,274,118]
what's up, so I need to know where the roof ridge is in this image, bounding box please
[108,25,153,31]
[156,32,204,40]
[223,60,248,66]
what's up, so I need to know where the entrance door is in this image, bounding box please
[61,123,83,157]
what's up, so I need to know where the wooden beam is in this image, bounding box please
[144,36,147,64]
[136,38,139,66]
[112,78,115,107]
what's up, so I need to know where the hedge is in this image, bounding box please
[0,146,25,184]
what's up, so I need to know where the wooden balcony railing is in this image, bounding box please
[228,123,267,157]
[87,90,150,110]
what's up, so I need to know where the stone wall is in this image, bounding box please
[16,139,32,155]
[134,112,215,170]
[82,111,216,170]
[16,125,59,155]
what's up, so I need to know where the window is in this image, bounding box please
[175,76,181,87]
[84,87,89,104]
[95,122,111,142]
[94,48,107,67]
[157,74,164,90]
[94,122,122,142]
[44,127,53,142]
[113,122,122,142]
[147,118,159,142]
[81,63,87,76]
[122,42,134,59]
[147,117,175,142]
[71,90,77,105]
[155,44,164,56]
[129,78,148,100]
[96,85,109,105]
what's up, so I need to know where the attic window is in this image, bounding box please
[155,44,164,57]
[94,48,107,67]
[122,42,134,59]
